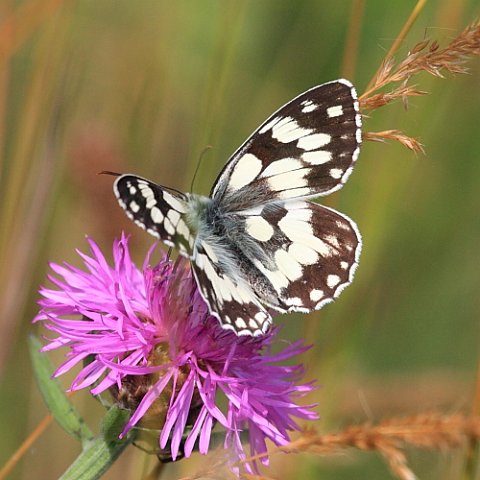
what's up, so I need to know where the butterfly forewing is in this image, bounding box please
[212,80,361,210]
[114,175,194,256]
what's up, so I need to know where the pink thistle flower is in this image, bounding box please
[34,234,317,471]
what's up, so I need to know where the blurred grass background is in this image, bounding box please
[0,0,479,478]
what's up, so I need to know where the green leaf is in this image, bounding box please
[29,335,93,444]
[59,406,136,480]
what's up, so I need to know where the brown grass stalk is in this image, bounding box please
[361,19,480,109]
[360,19,480,153]
[239,413,480,480]
[363,130,425,154]
[364,0,429,92]
[0,414,54,480]
[340,0,365,79]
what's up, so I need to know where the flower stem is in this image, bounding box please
[59,407,135,480]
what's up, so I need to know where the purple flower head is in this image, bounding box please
[34,234,317,471]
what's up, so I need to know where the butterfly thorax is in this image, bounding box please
[184,194,242,261]
[184,194,237,264]
[184,193,262,260]
[184,194,217,238]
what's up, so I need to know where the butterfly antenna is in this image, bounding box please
[98,170,122,177]
[190,145,213,192]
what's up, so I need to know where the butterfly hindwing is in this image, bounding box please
[190,198,360,333]
[212,80,361,210]
[234,200,361,312]
[114,175,193,256]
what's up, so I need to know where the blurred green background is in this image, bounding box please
[1,1,479,478]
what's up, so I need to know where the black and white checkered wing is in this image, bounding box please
[114,175,193,256]
[187,199,361,335]
[235,200,361,313]
[191,242,272,336]
[211,79,361,209]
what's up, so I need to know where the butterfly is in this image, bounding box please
[113,79,362,336]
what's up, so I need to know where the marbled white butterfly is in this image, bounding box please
[114,79,362,336]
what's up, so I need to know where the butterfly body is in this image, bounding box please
[114,79,362,336]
